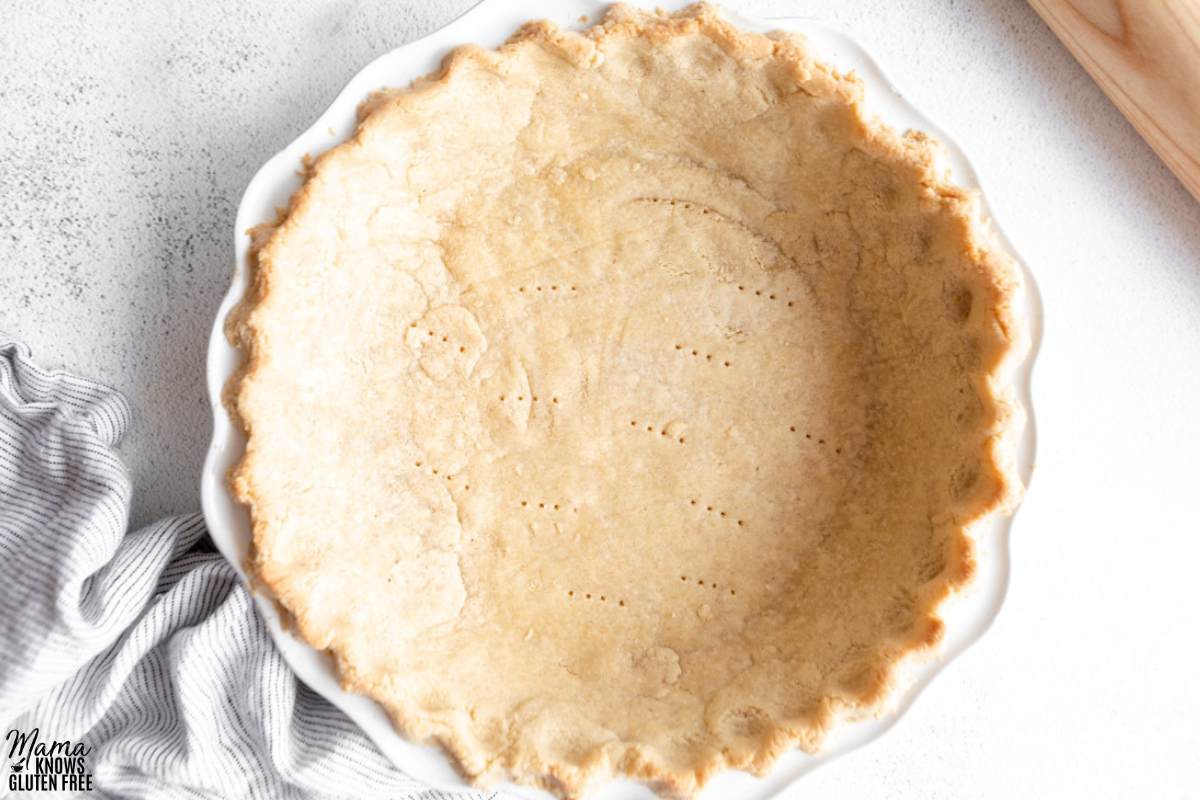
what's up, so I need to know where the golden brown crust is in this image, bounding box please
[228,4,1025,797]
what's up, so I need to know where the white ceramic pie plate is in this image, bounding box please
[201,1,1042,797]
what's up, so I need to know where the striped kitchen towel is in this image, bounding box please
[0,336,484,800]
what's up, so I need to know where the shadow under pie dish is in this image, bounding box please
[225,3,1027,798]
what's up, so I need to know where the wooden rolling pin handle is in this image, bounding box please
[1027,0,1200,202]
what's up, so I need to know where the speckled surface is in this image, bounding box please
[2,1,1198,797]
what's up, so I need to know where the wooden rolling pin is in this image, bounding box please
[1026,0,1200,202]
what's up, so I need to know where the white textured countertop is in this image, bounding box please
[2,1,1198,797]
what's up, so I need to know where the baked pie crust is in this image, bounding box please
[229,4,1024,797]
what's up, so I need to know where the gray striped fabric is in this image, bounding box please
[0,336,484,799]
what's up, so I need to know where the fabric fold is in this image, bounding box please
[0,336,477,799]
